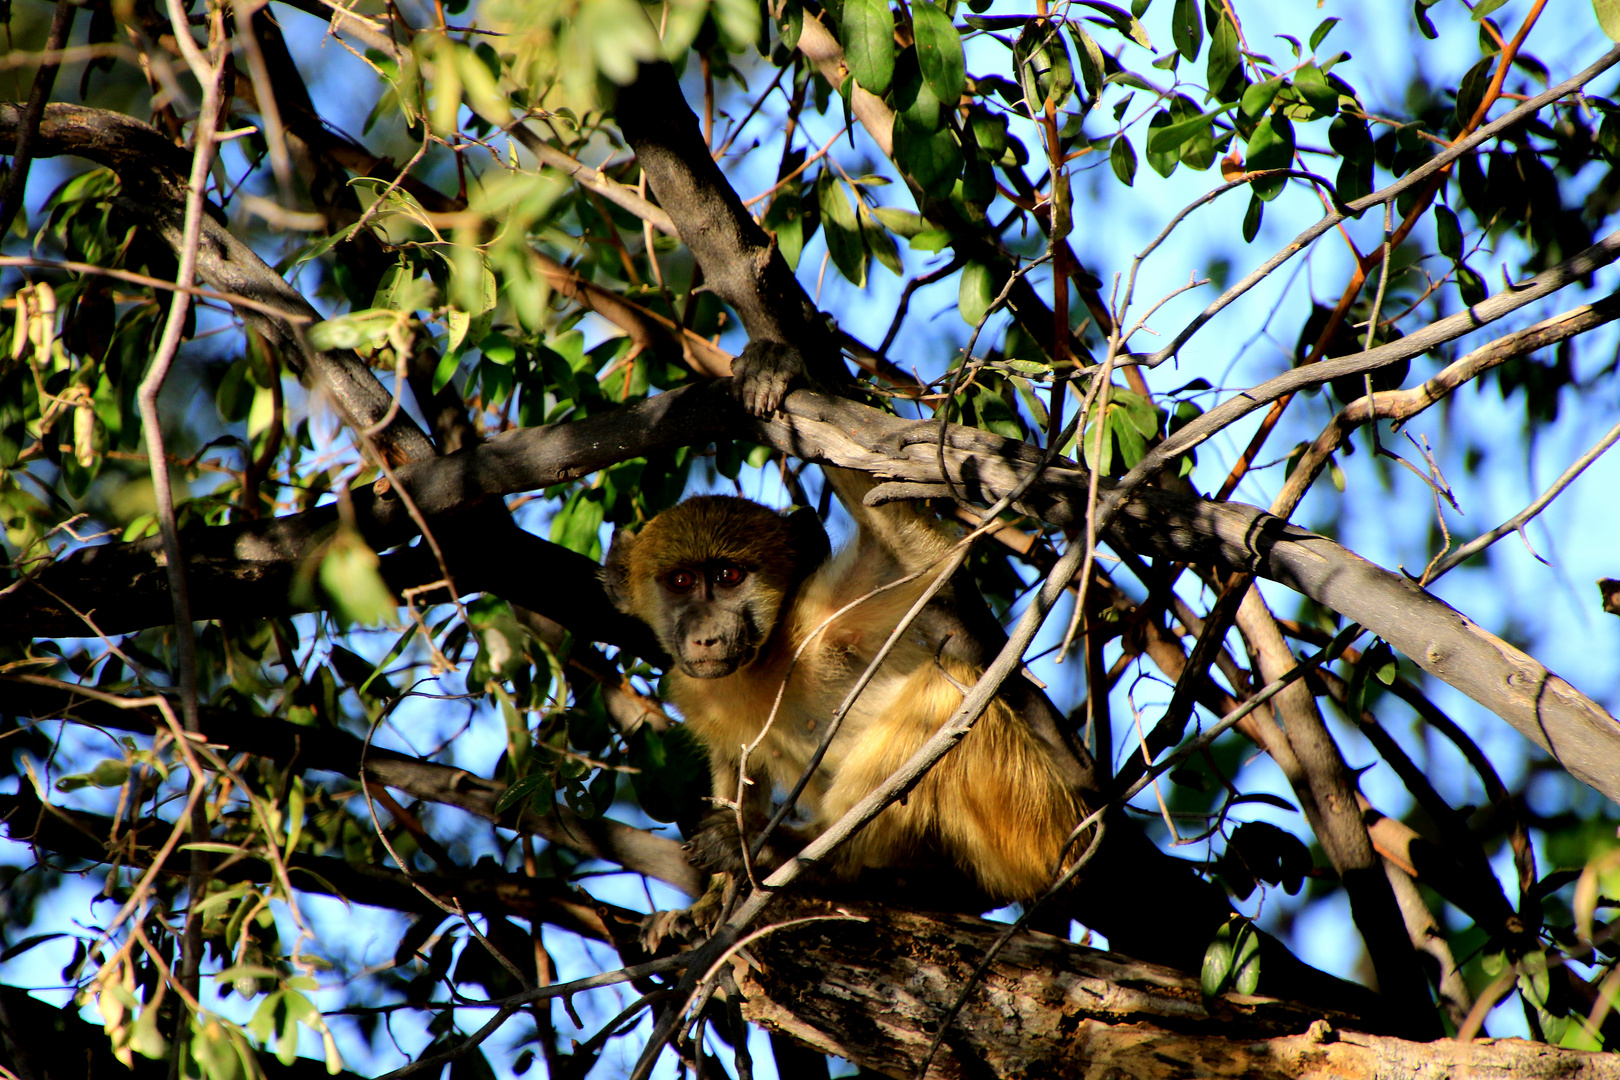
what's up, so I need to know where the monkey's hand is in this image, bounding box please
[730,340,805,416]
[684,807,804,878]
[638,874,732,954]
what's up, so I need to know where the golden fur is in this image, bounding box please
[611,468,1083,904]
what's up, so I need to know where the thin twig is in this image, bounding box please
[1428,417,1620,581]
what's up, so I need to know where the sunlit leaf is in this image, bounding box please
[843,0,895,95]
[1171,0,1202,60]
[913,2,965,113]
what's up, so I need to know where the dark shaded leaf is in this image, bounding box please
[1456,55,1495,128]
[1435,203,1463,261]
[1110,134,1138,186]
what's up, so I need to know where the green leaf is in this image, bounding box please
[859,203,904,276]
[1456,262,1486,306]
[1293,62,1338,117]
[1336,156,1373,206]
[959,261,996,326]
[909,227,954,252]
[629,725,710,824]
[319,529,399,628]
[895,48,946,131]
[1014,20,1074,112]
[448,260,498,353]
[1517,949,1552,1010]
[764,192,807,269]
[1077,1,1151,49]
[1110,134,1137,186]
[776,0,804,49]
[1172,95,1217,170]
[893,123,963,195]
[713,0,762,47]
[1118,388,1159,437]
[870,206,929,237]
[1328,113,1373,165]
[1206,12,1240,98]
[1240,77,1284,123]
[843,0,895,95]
[1414,0,1438,40]
[1242,192,1263,242]
[1146,111,1179,178]
[1171,0,1202,60]
[55,758,131,792]
[913,2,965,114]
[1245,112,1294,201]
[1435,203,1463,261]
[431,348,461,394]
[1068,24,1106,100]
[969,108,1011,161]
[1599,0,1620,40]
[1472,0,1509,19]
[306,308,400,352]
[1309,17,1341,51]
[1146,101,1234,155]
[1232,922,1261,995]
[1456,55,1495,127]
[495,773,555,816]
[1201,922,1236,996]
[817,172,868,287]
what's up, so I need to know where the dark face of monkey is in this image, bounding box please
[603,496,829,679]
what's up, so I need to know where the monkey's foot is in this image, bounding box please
[637,874,730,954]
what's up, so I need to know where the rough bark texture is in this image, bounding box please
[737,899,1619,1080]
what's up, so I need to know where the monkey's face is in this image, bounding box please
[602,495,828,679]
[656,560,772,678]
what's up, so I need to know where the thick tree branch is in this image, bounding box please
[738,898,1619,1080]
[7,382,1617,800]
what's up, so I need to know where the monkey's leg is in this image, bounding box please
[816,665,1086,904]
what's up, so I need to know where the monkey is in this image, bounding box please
[603,464,1087,909]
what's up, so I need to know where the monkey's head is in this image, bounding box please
[603,496,830,679]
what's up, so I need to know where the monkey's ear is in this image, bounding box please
[783,506,831,585]
[601,527,638,611]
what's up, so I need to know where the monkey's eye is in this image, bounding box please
[667,570,697,593]
[713,565,746,588]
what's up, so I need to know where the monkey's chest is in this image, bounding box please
[672,648,920,797]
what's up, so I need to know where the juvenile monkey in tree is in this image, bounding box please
[603,452,1087,907]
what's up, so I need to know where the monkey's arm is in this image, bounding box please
[686,745,808,877]
[820,465,958,581]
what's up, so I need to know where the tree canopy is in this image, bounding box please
[4,0,1620,1077]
